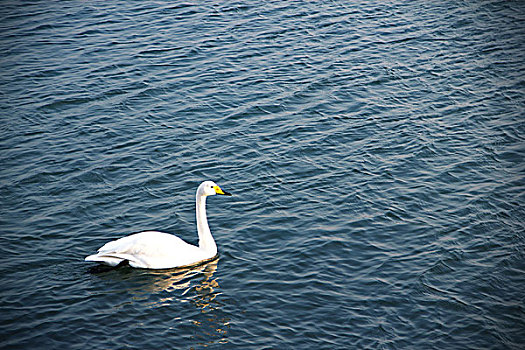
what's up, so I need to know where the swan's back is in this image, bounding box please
[85,231,211,269]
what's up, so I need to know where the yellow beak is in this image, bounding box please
[213,185,232,196]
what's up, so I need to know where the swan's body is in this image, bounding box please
[85,181,231,269]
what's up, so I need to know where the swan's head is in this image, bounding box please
[199,181,232,197]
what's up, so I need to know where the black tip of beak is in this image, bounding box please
[222,191,232,196]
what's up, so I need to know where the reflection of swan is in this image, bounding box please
[147,259,230,346]
[89,258,229,346]
[85,181,231,269]
[143,257,220,296]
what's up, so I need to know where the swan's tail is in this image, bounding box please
[85,254,126,267]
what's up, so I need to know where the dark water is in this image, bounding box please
[1,1,524,349]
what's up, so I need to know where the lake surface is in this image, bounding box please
[1,1,524,349]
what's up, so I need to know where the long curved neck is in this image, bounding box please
[196,193,217,255]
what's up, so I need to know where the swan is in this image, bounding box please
[85,181,231,269]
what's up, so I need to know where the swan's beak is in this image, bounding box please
[214,185,232,196]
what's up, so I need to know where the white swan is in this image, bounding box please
[85,181,231,269]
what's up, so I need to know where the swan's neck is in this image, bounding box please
[196,194,217,255]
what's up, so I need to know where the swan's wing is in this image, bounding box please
[85,231,207,269]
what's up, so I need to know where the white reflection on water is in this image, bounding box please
[146,258,220,306]
[91,258,230,346]
[145,258,230,347]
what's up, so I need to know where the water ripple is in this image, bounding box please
[1,0,524,349]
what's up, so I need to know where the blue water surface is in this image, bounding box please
[1,1,524,349]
